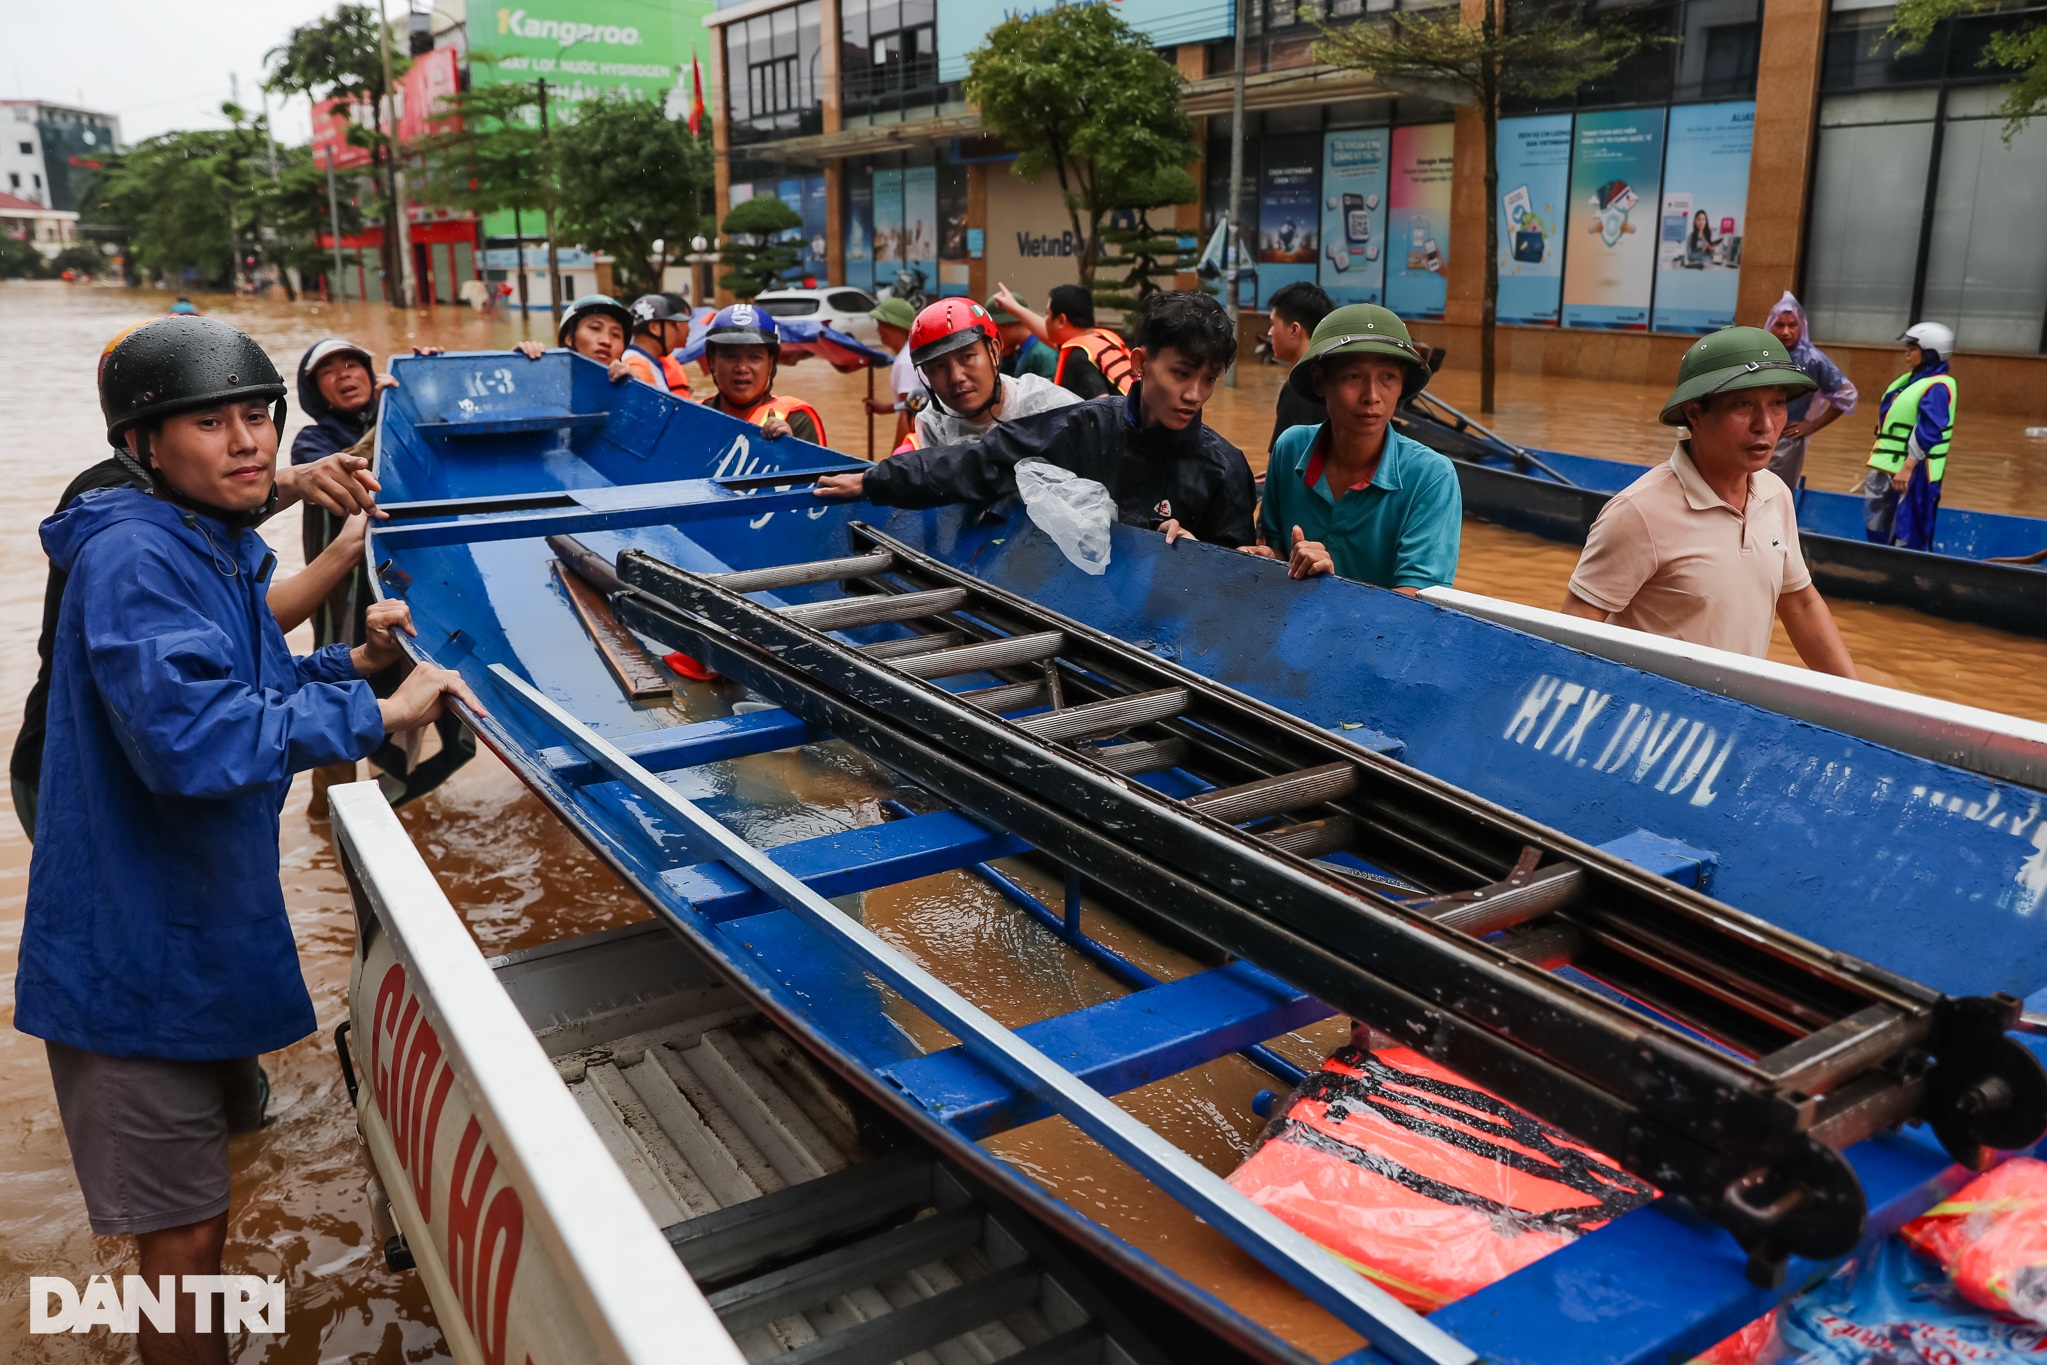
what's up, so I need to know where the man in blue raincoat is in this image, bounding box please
[18,316,483,1362]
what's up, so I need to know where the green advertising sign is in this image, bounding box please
[469,0,716,238]
[470,1,708,102]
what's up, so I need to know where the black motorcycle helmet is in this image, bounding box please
[99,316,289,450]
[629,292,686,328]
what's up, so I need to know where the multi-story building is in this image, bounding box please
[704,0,2047,410]
[0,190,80,258]
[1,102,53,208]
[33,103,121,213]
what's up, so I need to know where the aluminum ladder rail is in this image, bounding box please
[488,663,1476,1365]
[597,526,2047,1285]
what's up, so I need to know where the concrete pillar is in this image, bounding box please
[825,162,846,286]
[967,162,989,302]
[1442,0,1488,330]
[1444,106,1488,328]
[1175,44,1209,291]
[1736,0,1828,326]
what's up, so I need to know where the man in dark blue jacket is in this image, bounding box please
[289,336,473,808]
[815,290,1256,548]
[20,316,481,1362]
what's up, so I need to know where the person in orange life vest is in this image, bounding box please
[511,294,639,383]
[990,281,1133,399]
[702,304,827,445]
[619,293,697,396]
[902,297,1077,453]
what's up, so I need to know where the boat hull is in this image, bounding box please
[1424,424,2047,638]
[359,352,2047,1364]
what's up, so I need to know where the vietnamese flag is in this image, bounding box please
[689,52,707,137]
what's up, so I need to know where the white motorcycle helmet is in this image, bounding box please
[1900,321,1955,361]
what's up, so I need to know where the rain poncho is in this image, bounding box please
[1763,292,1858,490]
[17,487,384,1059]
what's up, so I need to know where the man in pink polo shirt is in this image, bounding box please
[1563,326,1858,677]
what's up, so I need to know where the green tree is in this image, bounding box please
[1888,0,2046,137]
[413,76,548,222]
[0,233,47,279]
[265,142,367,283]
[266,4,407,299]
[48,245,106,276]
[1317,1,1648,412]
[1092,168,1198,312]
[81,112,275,288]
[718,195,802,298]
[556,94,712,298]
[965,3,1195,289]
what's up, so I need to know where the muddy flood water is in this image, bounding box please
[2,279,2046,1362]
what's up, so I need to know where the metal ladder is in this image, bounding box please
[572,521,2047,1285]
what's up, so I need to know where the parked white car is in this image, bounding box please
[752,286,881,345]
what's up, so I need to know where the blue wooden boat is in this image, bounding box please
[1395,396,2047,639]
[361,351,2047,1365]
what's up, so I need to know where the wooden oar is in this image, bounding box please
[1986,547,2047,566]
[1410,392,1578,488]
[547,544,674,701]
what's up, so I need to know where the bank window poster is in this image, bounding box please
[801,174,829,282]
[904,166,939,299]
[1650,102,1754,334]
[1494,114,1573,326]
[1318,129,1390,306]
[1255,135,1322,309]
[872,169,905,293]
[845,175,874,289]
[1386,123,1455,320]
[1562,108,1666,330]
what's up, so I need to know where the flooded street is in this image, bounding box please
[2,279,2045,1362]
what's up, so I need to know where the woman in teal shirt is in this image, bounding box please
[1250,304,1461,593]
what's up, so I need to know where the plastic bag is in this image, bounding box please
[1901,1158,2047,1327]
[1225,1044,1657,1311]
[1773,1236,2047,1363]
[1014,459,1112,576]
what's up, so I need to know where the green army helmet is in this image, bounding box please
[869,295,917,331]
[984,293,1021,325]
[1288,303,1430,402]
[1659,325,1816,426]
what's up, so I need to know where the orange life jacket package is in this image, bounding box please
[1901,1158,2047,1327]
[1225,1043,1656,1312]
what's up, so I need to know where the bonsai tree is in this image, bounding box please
[718,195,802,299]
[1093,167,1198,313]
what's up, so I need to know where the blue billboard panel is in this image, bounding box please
[1319,128,1389,306]
[1494,114,1573,326]
[1651,102,1755,334]
[1562,107,1667,331]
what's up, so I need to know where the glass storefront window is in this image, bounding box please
[1802,94,1935,344]
[841,0,945,125]
[1921,88,2047,352]
[726,1,823,145]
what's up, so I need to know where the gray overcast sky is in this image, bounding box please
[7,0,408,147]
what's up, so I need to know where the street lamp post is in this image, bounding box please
[1224,0,1249,388]
[373,0,420,309]
[538,78,564,331]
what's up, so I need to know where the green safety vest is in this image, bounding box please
[1868,372,1957,482]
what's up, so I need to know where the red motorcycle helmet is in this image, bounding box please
[908,297,998,369]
